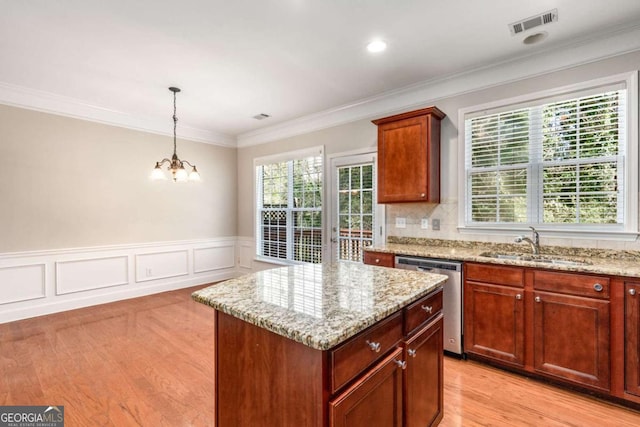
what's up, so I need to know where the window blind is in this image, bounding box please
[256,147,323,263]
[465,87,626,227]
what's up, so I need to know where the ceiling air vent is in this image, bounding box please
[509,9,558,35]
[252,113,271,120]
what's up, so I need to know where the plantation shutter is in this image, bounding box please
[465,83,626,227]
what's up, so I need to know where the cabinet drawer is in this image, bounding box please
[330,311,403,393]
[465,263,524,288]
[534,270,610,299]
[363,251,395,267]
[404,288,443,336]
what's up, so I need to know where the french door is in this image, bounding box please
[329,153,384,262]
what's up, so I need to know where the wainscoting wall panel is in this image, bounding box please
[56,256,128,295]
[0,263,46,305]
[0,237,242,324]
[135,250,189,283]
[194,244,235,273]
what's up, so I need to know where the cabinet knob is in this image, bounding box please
[375,258,380,264]
[366,340,381,353]
[420,193,426,198]
[408,349,417,358]
[593,283,604,292]
[515,294,522,300]
[394,359,407,370]
[630,289,637,296]
[421,305,433,314]
[535,296,541,303]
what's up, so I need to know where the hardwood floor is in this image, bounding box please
[1,285,639,426]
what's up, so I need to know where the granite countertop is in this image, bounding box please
[192,262,446,351]
[366,237,640,278]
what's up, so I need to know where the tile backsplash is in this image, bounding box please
[385,200,640,251]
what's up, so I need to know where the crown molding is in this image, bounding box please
[237,24,640,147]
[0,82,236,147]
[2,24,639,150]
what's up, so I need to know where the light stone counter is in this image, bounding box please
[192,262,446,350]
[367,237,640,279]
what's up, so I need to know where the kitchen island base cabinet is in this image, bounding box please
[405,315,444,427]
[214,292,444,427]
[216,311,325,427]
[330,348,404,427]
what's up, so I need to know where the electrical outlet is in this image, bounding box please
[432,219,440,230]
[421,218,429,229]
[395,217,406,228]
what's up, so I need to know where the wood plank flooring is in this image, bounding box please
[1,285,639,426]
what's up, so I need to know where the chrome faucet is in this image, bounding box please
[515,226,540,255]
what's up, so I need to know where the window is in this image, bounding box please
[460,72,638,237]
[256,146,323,263]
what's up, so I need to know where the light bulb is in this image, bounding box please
[175,166,188,182]
[151,164,167,180]
[188,166,201,181]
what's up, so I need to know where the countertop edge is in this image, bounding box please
[365,244,639,278]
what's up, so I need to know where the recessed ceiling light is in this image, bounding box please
[367,39,387,53]
[523,31,548,45]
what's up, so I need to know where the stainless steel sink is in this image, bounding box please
[478,252,592,266]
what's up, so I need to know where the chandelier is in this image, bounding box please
[151,87,201,182]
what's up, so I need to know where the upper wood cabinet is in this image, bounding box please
[372,107,446,203]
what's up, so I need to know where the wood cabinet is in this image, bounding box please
[404,315,444,427]
[533,271,610,391]
[464,263,611,392]
[372,107,446,203]
[330,290,444,427]
[625,281,640,397]
[464,263,525,367]
[216,288,444,427]
[363,250,395,268]
[330,347,404,427]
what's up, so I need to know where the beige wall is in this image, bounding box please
[0,104,237,253]
[237,50,640,251]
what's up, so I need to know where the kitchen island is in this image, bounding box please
[192,262,447,427]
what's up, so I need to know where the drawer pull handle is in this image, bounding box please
[630,289,637,296]
[394,359,407,370]
[408,349,417,358]
[593,283,604,292]
[535,296,541,303]
[366,340,381,353]
[421,305,433,314]
[515,294,522,300]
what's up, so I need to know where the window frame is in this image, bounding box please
[457,71,639,240]
[254,146,325,265]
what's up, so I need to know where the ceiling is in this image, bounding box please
[2,0,640,146]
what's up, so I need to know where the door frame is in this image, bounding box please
[325,149,385,262]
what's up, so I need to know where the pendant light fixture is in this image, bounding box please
[151,87,201,182]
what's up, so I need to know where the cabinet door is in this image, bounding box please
[404,315,443,427]
[330,347,403,427]
[377,115,432,203]
[464,281,525,367]
[625,282,640,397]
[533,291,610,391]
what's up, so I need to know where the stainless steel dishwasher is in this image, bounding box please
[395,256,463,356]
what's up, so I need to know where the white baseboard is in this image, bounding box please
[0,237,245,324]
